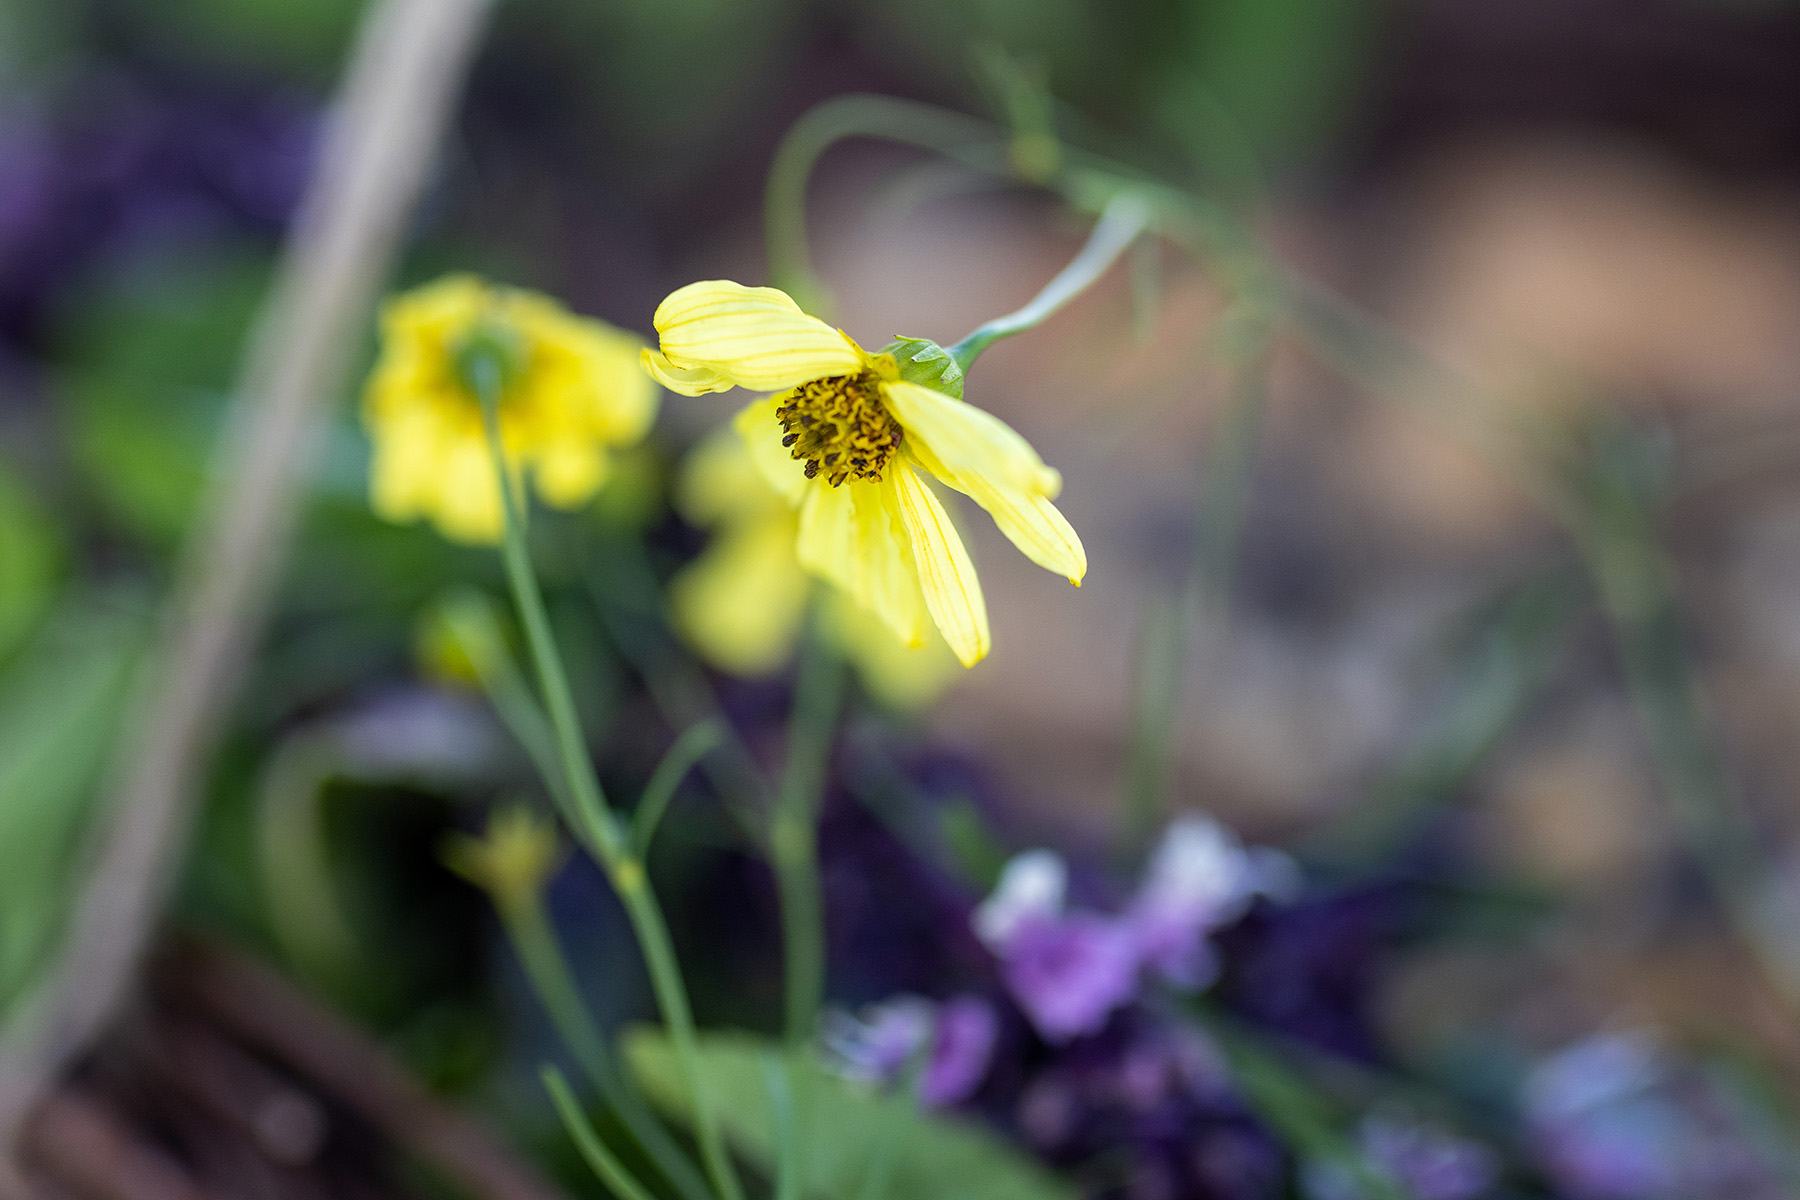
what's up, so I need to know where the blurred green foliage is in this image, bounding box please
[0,594,146,1017]
[0,461,61,663]
[60,248,272,547]
[626,1028,1078,1200]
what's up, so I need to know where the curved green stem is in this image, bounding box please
[633,718,728,859]
[545,1067,662,1200]
[764,95,1011,313]
[947,190,1153,372]
[472,358,745,1200]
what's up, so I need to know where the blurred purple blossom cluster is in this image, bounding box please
[0,75,316,348]
[972,820,1299,1043]
[819,804,1313,1200]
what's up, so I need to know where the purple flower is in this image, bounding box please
[998,913,1141,1043]
[1126,817,1281,986]
[975,820,1298,1042]
[821,994,998,1107]
[974,851,1139,1041]
[922,996,998,1106]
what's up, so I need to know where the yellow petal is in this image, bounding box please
[957,473,1087,585]
[671,516,810,676]
[652,281,863,393]
[732,396,810,506]
[879,380,1062,496]
[434,435,505,544]
[533,440,608,509]
[797,479,927,647]
[643,347,735,395]
[888,463,989,667]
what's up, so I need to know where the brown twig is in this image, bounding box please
[164,943,565,1200]
[24,1091,219,1200]
[0,0,497,1185]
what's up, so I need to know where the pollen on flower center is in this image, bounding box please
[776,371,903,487]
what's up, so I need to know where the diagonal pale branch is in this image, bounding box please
[0,0,497,1178]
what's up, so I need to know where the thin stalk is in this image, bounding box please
[500,894,713,1200]
[473,360,746,1200]
[1119,338,1270,852]
[772,634,845,1047]
[1576,480,1800,1002]
[439,590,573,818]
[634,719,729,859]
[947,190,1153,372]
[580,535,771,838]
[764,96,1013,312]
[545,1067,662,1200]
[1299,564,1585,875]
[761,1053,803,1200]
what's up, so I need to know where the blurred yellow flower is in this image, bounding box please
[671,426,960,709]
[442,804,564,911]
[364,274,657,543]
[644,281,1084,667]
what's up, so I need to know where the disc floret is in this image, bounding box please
[775,370,904,486]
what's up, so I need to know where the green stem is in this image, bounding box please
[772,633,845,1047]
[761,1052,803,1200]
[501,894,713,1200]
[581,536,772,839]
[1119,337,1270,851]
[765,96,1013,313]
[544,1067,662,1200]
[634,719,729,859]
[472,358,746,1200]
[439,589,573,817]
[1576,462,1800,1001]
[946,190,1153,372]
[1299,564,1584,875]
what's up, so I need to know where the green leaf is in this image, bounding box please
[622,1029,1074,1200]
[883,339,964,400]
[0,463,62,663]
[0,594,147,1014]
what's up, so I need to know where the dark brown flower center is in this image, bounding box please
[775,371,904,487]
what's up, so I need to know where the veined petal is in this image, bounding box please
[888,463,989,667]
[797,480,927,647]
[879,381,1062,497]
[959,474,1087,585]
[653,281,862,393]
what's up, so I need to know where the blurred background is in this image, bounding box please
[10,0,1800,1198]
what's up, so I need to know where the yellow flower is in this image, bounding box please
[442,804,564,912]
[670,426,960,708]
[364,274,657,544]
[643,281,1085,667]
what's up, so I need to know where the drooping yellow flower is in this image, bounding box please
[643,281,1085,667]
[364,274,657,544]
[670,426,959,709]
